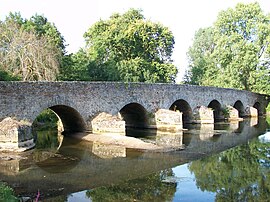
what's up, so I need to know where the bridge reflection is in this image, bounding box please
[0,118,267,199]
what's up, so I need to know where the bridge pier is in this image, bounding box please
[198,123,214,140]
[90,109,184,135]
[245,106,258,117]
[91,112,125,135]
[156,131,183,149]
[0,117,35,152]
[192,106,214,124]
[225,105,244,121]
[154,109,183,132]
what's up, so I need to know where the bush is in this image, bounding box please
[0,182,18,202]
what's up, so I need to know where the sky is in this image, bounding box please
[1,0,270,81]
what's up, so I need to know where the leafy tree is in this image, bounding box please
[185,3,270,94]
[82,8,177,83]
[184,27,215,85]
[0,182,18,202]
[0,13,64,81]
[86,169,176,201]
[58,50,91,81]
[23,14,66,54]
[189,138,270,201]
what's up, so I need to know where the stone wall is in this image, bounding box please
[0,81,269,133]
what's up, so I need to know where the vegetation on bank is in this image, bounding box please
[0,182,18,202]
[189,137,270,201]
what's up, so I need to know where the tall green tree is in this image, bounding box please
[184,27,215,85]
[24,14,66,54]
[185,2,270,94]
[0,12,65,81]
[189,138,270,201]
[82,8,177,83]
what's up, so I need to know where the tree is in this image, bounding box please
[184,27,215,85]
[58,50,91,81]
[0,13,65,81]
[83,8,177,83]
[189,138,270,201]
[86,169,176,201]
[185,3,270,94]
[23,14,66,54]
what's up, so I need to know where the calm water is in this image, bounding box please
[0,118,269,201]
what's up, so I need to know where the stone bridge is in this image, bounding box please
[0,81,269,150]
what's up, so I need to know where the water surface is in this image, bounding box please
[0,118,269,201]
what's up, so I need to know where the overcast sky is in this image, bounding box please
[1,0,270,81]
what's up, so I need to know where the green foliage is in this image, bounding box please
[0,70,20,81]
[24,14,66,53]
[266,103,270,112]
[185,2,270,95]
[58,50,91,81]
[32,109,58,130]
[184,27,215,85]
[78,8,177,83]
[0,182,18,202]
[221,107,230,118]
[189,137,270,201]
[34,130,59,149]
[86,169,176,201]
[266,116,270,127]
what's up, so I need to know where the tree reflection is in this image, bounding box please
[189,137,270,201]
[86,169,176,202]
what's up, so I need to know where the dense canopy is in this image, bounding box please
[185,2,270,95]
[80,9,178,83]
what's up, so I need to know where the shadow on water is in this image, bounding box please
[0,117,268,201]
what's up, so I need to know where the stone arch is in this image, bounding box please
[208,100,222,121]
[233,100,245,117]
[253,102,263,116]
[35,105,86,134]
[120,103,148,129]
[169,99,192,123]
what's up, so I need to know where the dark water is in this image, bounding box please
[0,118,269,201]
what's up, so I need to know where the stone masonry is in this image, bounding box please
[0,81,269,151]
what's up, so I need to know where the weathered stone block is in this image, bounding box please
[156,131,183,149]
[227,121,240,132]
[92,142,126,158]
[0,117,35,152]
[193,106,214,124]
[227,106,238,119]
[225,105,243,121]
[155,109,182,131]
[199,123,214,140]
[245,106,258,117]
[91,112,125,135]
[249,117,258,126]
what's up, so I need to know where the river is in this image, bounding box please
[0,117,269,201]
